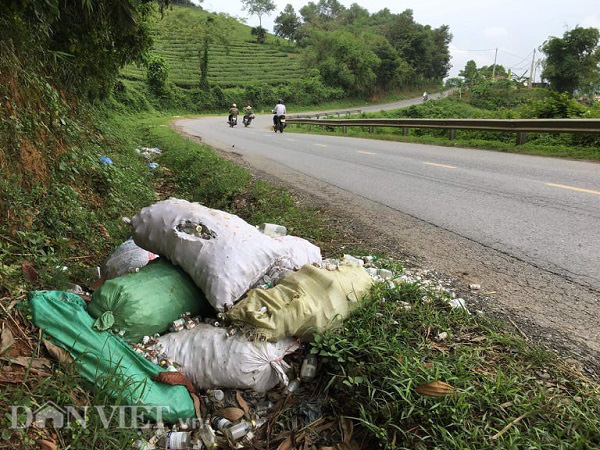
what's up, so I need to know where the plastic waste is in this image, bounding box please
[99,156,113,165]
[225,264,373,342]
[342,254,364,267]
[206,389,224,403]
[226,420,253,441]
[155,323,299,392]
[257,223,287,237]
[89,260,211,343]
[198,423,218,448]
[148,162,159,170]
[157,431,192,449]
[211,416,232,431]
[273,235,322,270]
[29,291,196,422]
[131,199,292,311]
[284,379,301,394]
[300,355,318,381]
[102,238,158,281]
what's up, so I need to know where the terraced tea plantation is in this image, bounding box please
[121,6,306,89]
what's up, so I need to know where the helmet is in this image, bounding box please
[278,99,283,104]
[232,103,236,107]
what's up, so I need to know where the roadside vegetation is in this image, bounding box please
[1,1,599,448]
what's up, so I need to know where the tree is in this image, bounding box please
[459,60,478,83]
[241,0,276,29]
[541,27,600,95]
[274,4,300,41]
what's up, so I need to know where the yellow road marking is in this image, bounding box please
[314,143,328,147]
[546,182,600,196]
[424,162,457,169]
[357,151,376,155]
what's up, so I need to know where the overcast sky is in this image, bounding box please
[198,0,600,78]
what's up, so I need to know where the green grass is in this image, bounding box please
[121,6,306,90]
[311,278,600,448]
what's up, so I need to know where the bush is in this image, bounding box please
[147,55,169,94]
[521,91,587,118]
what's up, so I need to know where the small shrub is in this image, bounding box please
[146,55,169,94]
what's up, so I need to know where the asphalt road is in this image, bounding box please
[177,100,600,290]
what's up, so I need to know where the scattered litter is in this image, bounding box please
[102,238,158,281]
[342,254,364,267]
[436,331,448,341]
[99,156,113,165]
[449,297,470,313]
[469,283,481,290]
[300,354,318,381]
[416,380,455,397]
[257,222,287,237]
[148,162,159,170]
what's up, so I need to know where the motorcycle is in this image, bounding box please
[422,94,429,102]
[243,113,255,127]
[228,116,238,128]
[273,115,286,133]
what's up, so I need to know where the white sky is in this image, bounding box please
[198,0,600,78]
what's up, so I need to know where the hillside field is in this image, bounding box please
[121,6,306,89]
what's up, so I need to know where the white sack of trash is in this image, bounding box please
[131,198,321,311]
[155,324,299,392]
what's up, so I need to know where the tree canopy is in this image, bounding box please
[274,4,301,41]
[541,27,600,96]
[241,0,276,28]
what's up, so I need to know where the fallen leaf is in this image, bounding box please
[0,328,15,354]
[215,407,244,422]
[470,336,487,343]
[22,263,38,283]
[277,435,294,450]
[10,356,52,370]
[423,362,434,369]
[43,340,73,364]
[236,390,250,416]
[415,381,455,397]
[340,417,353,443]
[499,401,514,409]
[36,439,57,450]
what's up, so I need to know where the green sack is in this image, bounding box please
[88,259,211,343]
[30,290,196,422]
[224,264,373,342]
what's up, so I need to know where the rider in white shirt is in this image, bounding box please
[272,99,286,126]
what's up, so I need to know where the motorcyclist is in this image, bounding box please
[422,92,429,102]
[242,105,253,125]
[272,99,286,127]
[228,103,239,125]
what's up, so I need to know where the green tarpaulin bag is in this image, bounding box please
[88,259,212,343]
[224,264,373,342]
[30,290,196,422]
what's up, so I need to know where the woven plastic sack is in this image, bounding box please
[131,198,289,311]
[89,260,211,343]
[103,238,157,280]
[224,264,372,342]
[30,291,196,423]
[155,324,298,392]
[274,235,322,270]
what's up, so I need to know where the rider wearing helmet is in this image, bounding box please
[272,99,286,127]
[242,104,254,125]
[228,103,239,124]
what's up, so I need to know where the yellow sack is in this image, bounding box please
[224,264,372,342]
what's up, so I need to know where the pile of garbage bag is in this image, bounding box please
[29,197,383,447]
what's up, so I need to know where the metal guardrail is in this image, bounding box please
[286,117,600,145]
[287,109,362,119]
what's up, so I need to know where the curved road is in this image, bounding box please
[175,95,600,369]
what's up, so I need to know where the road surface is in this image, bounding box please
[175,95,600,372]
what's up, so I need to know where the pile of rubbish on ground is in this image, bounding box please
[30,198,394,449]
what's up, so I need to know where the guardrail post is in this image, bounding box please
[342,126,348,133]
[516,132,528,145]
[369,126,374,133]
[449,129,457,140]
[308,124,312,131]
[402,127,409,136]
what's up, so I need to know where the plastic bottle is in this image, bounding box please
[156,431,192,449]
[300,355,318,381]
[211,416,232,431]
[226,420,254,441]
[206,389,224,403]
[255,400,273,416]
[132,440,152,450]
[198,423,218,448]
[284,379,301,394]
[256,223,287,237]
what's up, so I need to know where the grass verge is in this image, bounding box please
[288,125,600,161]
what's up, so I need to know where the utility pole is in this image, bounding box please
[491,48,498,79]
[528,48,536,88]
